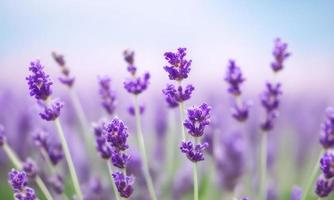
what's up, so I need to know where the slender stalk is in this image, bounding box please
[54,118,83,199]
[133,95,157,200]
[260,131,268,200]
[2,143,54,200]
[193,162,199,200]
[301,150,324,200]
[107,161,121,200]
[179,101,186,141]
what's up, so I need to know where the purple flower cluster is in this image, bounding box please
[315,108,334,197]
[38,99,64,121]
[26,60,53,101]
[33,130,64,166]
[8,169,37,200]
[164,48,192,81]
[93,117,134,198]
[162,84,194,108]
[52,51,75,87]
[124,73,150,95]
[98,76,116,115]
[260,83,282,131]
[180,103,211,162]
[123,49,136,75]
[271,38,291,72]
[225,60,245,96]
[231,101,250,122]
[22,158,37,179]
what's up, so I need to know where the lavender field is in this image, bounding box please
[1,1,334,200]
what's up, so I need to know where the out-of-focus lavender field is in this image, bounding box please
[1,1,334,200]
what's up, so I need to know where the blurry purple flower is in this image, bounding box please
[225,60,245,96]
[180,141,208,162]
[164,48,192,81]
[8,169,27,190]
[52,52,75,87]
[241,198,250,200]
[271,38,291,72]
[92,122,112,159]
[22,158,37,179]
[184,103,211,137]
[48,144,64,166]
[38,99,64,121]
[26,60,53,101]
[128,104,145,116]
[261,111,279,132]
[315,175,334,198]
[260,83,282,112]
[162,84,195,108]
[320,107,334,149]
[98,76,116,115]
[49,174,64,194]
[83,177,104,200]
[290,186,302,200]
[124,72,150,95]
[231,101,250,122]
[320,151,334,179]
[0,124,5,146]
[123,49,136,75]
[111,150,130,169]
[105,117,129,151]
[112,172,135,198]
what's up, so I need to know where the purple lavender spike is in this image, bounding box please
[225,60,245,96]
[52,51,75,87]
[111,150,130,169]
[123,49,137,75]
[271,38,291,72]
[320,107,334,149]
[98,76,116,116]
[22,158,38,179]
[38,99,64,121]
[124,72,150,95]
[105,117,129,151]
[162,84,194,108]
[183,103,211,137]
[112,172,135,198]
[320,152,334,179]
[164,48,192,81]
[8,169,37,200]
[180,141,208,162]
[315,175,334,197]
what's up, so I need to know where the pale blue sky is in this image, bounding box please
[0,0,333,93]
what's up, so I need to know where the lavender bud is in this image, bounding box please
[22,158,38,179]
[320,151,334,179]
[93,122,112,159]
[38,99,64,121]
[271,38,291,72]
[225,60,245,96]
[52,51,66,67]
[105,117,129,151]
[52,52,75,87]
[260,83,282,112]
[98,76,116,116]
[49,174,64,194]
[0,124,5,146]
[8,169,27,191]
[180,141,208,162]
[315,175,334,198]
[111,151,130,169]
[163,48,192,81]
[231,101,250,122]
[320,107,334,149]
[128,104,145,116]
[48,143,64,165]
[162,84,195,108]
[112,172,135,198]
[124,72,150,95]
[26,60,53,101]
[123,49,136,75]
[183,103,211,137]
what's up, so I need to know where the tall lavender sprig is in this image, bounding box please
[98,76,117,116]
[181,103,211,200]
[259,38,290,200]
[123,49,156,200]
[8,169,37,200]
[26,60,83,199]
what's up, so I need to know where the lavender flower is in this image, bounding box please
[180,141,208,162]
[271,38,291,72]
[105,118,129,151]
[183,103,211,137]
[320,107,334,149]
[22,158,37,179]
[123,49,136,75]
[290,186,302,200]
[93,122,112,159]
[164,48,192,81]
[0,124,5,146]
[111,150,130,169]
[128,104,145,116]
[162,84,195,108]
[38,99,64,121]
[225,60,245,96]
[112,172,135,198]
[26,60,53,100]
[315,175,334,197]
[124,72,150,95]
[320,152,334,179]
[48,174,64,194]
[52,51,75,87]
[98,76,116,115]
[231,101,250,122]
[8,169,37,200]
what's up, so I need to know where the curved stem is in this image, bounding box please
[107,161,121,200]
[134,95,157,200]
[54,118,83,199]
[301,150,324,200]
[260,131,268,200]
[2,143,54,200]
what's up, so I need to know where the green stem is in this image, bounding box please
[107,161,121,200]
[133,95,157,200]
[260,131,268,200]
[179,101,186,141]
[54,118,83,199]
[301,150,324,200]
[2,143,54,200]
[193,162,199,200]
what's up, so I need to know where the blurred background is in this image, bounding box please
[1,0,334,200]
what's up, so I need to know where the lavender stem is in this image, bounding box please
[107,161,121,200]
[3,143,54,200]
[178,81,186,141]
[134,95,158,200]
[193,137,199,200]
[54,118,83,199]
[301,150,324,200]
[260,131,268,200]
